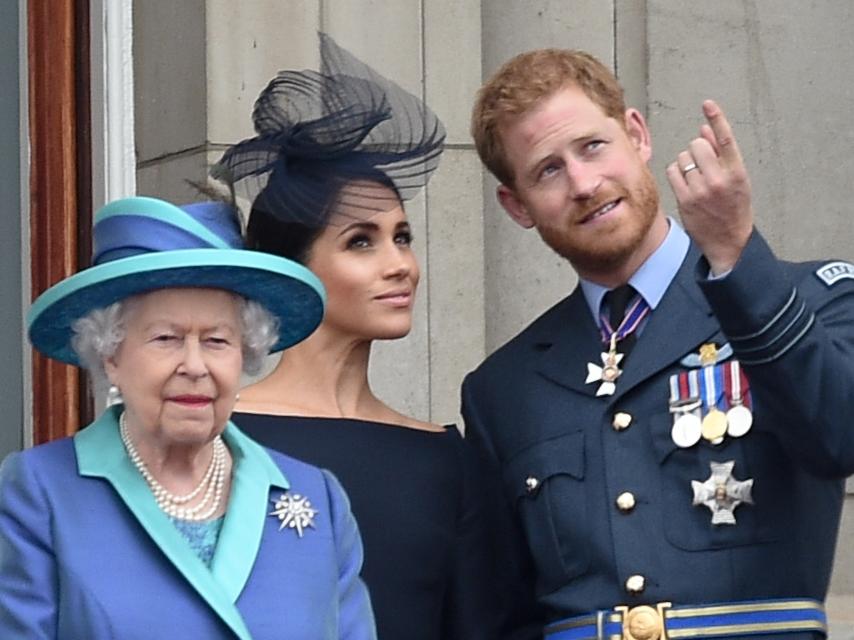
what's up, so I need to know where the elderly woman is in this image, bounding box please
[0,196,376,639]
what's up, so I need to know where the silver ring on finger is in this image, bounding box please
[681,162,699,176]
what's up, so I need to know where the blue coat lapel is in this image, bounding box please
[211,427,290,603]
[75,408,289,640]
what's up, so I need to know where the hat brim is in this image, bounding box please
[27,249,326,366]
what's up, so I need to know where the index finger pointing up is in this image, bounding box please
[703,99,743,166]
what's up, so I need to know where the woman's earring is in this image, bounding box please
[106,385,123,408]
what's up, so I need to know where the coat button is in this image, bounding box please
[625,574,646,595]
[525,476,539,493]
[613,412,633,430]
[616,491,636,512]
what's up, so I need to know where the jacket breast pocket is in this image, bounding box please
[650,411,784,551]
[502,431,589,591]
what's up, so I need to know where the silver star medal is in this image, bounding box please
[270,492,318,537]
[692,460,754,525]
[586,335,624,396]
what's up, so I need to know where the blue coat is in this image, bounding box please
[462,232,854,638]
[0,407,376,639]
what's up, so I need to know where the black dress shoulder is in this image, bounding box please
[232,413,497,640]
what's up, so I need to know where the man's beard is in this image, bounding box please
[537,164,660,275]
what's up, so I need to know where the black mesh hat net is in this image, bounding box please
[211,33,446,227]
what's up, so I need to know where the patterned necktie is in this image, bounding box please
[603,284,639,358]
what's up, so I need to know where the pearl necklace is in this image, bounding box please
[119,412,228,521]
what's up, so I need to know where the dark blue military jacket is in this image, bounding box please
[462,231,854,639]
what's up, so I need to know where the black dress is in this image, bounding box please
[233,414,498,640]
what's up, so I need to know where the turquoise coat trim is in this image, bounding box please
[74,406,290,640]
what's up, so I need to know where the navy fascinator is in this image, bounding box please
[211,33,446,227]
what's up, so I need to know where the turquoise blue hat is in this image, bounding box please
[27,196,326,366]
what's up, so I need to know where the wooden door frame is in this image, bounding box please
[28,0,93,444]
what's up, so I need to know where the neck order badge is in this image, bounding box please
[586,288,649,396]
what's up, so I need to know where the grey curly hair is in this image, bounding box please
[70,293,280,389]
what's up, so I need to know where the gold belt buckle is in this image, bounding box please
[614,602,671,640]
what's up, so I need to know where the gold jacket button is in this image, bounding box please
[525,476,539,493]
[625,574,646,595]
[613,412,633,431]
[616,491,636,512]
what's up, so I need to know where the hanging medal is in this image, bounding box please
[692,460,754,525]
[670,371,702,448]
[700,364,728,443]
[586,335,624,396]
[725,360,753,437]
[585,295,650,396]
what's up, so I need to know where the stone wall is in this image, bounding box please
[133,1,854,631]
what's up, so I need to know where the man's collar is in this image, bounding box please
[580,217,690,321]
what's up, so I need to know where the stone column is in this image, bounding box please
[132,2,854,627]
[133,0,486,426]
[644,2,854,626]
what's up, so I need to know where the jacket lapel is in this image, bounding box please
[211,427,289,603]
[533,246,720,399]
[613,246,719,399]
[75,408,286,640]
[534,290,604,395]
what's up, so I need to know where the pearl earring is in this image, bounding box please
[106,385,123,408]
